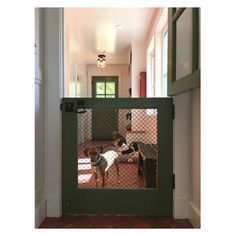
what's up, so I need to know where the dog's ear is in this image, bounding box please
[84,148,89,157]
[112,131,119,141]
[97,146,103,154]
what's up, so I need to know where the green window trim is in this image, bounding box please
[92,76,118,98]
[168,8,200,96]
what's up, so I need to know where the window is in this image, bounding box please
[167,8,200,95]
[92,76,118,98]
[151,51,155,96]
[95,81,116,98]
[146,37,157,115]
[162,30,168,96]
[147,36,155,98]
[146,8,168,99]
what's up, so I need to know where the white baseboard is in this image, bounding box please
[35,199,46,228]
[189,201,200,228]
[46,195,62,217]
[173,197,189,219]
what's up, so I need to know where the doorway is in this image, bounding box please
[92,76,118,141]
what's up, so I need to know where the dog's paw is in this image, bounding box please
[128,157,134,163]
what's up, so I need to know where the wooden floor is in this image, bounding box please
[39,215,193,228]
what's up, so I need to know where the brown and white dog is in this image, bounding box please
[84,146,120,188]
[112,131,139,155]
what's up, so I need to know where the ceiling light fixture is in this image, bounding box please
[97,54,106,68]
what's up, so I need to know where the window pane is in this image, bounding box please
[176,8,193,80]
[106,95,115,98]
[162,31,168,97]
[151,53,155,97]
[106,82,115,94]
[163,31,168,75]
[96,95,105,98]
[96,82,105,94]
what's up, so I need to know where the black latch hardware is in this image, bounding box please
[65,102,74,112]
[77,100,86,114]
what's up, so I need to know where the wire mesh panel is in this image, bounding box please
[77,108,158,189]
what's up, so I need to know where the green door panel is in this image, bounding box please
[92,108,118,141]
[92,76,118,140]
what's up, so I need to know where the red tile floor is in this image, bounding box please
[39,215,193,228]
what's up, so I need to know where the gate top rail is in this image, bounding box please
[62,98,173,110]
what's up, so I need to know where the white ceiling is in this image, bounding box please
[64,8,158,65]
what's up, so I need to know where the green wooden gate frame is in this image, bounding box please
[62,98,173,216]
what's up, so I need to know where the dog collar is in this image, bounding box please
[91,155,102,166]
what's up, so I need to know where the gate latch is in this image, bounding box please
[77,100,86,114]
[63,102,74,112]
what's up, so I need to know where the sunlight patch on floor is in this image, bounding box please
[78,158,90,164]
[78,174,93,183]
[78,164,92,170]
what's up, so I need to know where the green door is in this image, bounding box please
[92,76,118,141]
[62,98,173,216]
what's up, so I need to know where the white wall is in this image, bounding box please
[172,89,200,225]
[35,8,46,227]
[173,92,191,219]
[189,88,201,227]
[131,41,146,97]
[64,13,88,97]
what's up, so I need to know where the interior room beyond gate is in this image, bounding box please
[77,108,158,189]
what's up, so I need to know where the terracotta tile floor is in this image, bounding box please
[39,215,193,228]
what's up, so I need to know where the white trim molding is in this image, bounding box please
[173,91,191,219]
[173,196,189,219]
[35,199,46,228]
[44,8,64,218]
[189,201,201,228]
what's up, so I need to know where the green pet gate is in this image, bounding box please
[62,98,173,215]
